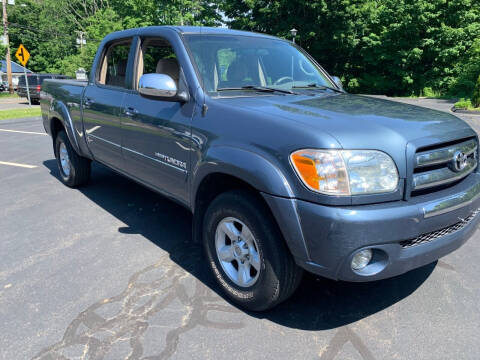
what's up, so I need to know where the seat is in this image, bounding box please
[225,58,249,87]
[107,59,127,87]
[221,56,265,88]
[156,58,180,86]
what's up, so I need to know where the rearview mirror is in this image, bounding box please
[138,73,188,102]
[331,76,344,91]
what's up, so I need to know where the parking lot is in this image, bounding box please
[0,99,479,360]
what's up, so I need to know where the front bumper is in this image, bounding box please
[263,173,480,282]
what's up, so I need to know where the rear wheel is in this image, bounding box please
[203,190,303,311]
[55,130,91,187]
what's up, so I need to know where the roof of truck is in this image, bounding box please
[104,26,280,42]
[172,26,278,39]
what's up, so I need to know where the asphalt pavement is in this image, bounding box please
[0,98,479,360]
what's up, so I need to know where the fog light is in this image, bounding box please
[351,249,373,270]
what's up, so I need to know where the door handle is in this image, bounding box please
[124,107,139,117]
[84,98,95,107]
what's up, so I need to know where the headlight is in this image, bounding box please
[290,149,398,195]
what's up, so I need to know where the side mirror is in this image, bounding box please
[331,76,344,91]
[138,73,188,102]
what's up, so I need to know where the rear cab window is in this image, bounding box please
[97,40,132,88]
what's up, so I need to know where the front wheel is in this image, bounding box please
[203,190,303,311]
[55,130,91,187]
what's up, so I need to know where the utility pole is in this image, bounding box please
[76,31,86,51]
[2,0,13,94]
[79,31,83,50]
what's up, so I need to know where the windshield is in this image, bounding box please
[184,34,336,94]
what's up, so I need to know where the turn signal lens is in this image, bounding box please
[290,150,350,195]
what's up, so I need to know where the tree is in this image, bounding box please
[449,39,480,97]
[472,75,480,108]
[218,0,480,96]
[7,0,221,76]
[8,0,78,73]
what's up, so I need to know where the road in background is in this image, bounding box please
[0,98,479,360]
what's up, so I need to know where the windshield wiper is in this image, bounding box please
[217,85,296,95]
[292,83,344,93]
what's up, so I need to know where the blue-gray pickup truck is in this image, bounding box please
[41,26,480,311]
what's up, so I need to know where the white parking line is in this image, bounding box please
[0,128,47,136]
[0,161,38,169]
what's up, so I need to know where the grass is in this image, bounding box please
[0,92,19,99]
[0,107,41,120]
[403,87,459,100]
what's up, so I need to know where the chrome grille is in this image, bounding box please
[400,207,480,248]
[412,138,478,192]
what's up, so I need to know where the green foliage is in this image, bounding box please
[449,39,480,97]
[8,0,77,73]
[421,87,443,98]
[473,75,480,108]
[455,98,473,109]
[219,0,480,96]
[46,7,123,77]
[0,45,7,59]
[6,0,220,76]
[4,0,480,99]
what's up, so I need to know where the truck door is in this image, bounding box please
[83,39,134,170]
[121,36,194,205]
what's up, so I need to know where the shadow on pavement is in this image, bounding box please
[43,159,435,331]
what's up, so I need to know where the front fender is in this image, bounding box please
[191,146,311,262]
[192,145,294,202]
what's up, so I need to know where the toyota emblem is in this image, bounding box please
[452,151,468,172]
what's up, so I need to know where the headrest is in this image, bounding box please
[115,59,127,76]
[156,58,179,82]
[226,59,248,82]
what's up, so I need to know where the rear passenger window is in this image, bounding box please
[98,41,131,88]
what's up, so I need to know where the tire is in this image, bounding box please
[54,130,91,187]
[203,190,303,311]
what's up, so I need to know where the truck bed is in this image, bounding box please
[41,79,89,157]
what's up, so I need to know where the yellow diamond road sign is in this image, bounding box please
[15,44,30,67]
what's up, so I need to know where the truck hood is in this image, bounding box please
[217,93,475,177]
[230,93,472,146]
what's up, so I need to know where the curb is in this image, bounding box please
[451,106,480,115]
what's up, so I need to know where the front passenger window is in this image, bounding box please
[136,38,179,89]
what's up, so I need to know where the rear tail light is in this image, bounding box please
[37,85,41,91]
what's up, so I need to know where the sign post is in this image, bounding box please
[15,44,31,106]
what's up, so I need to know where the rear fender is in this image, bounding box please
[48,100,82,156]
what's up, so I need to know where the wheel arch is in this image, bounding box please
[192,171,275,245]
[48,101,82,155]
[190,146,310,260]
[191,146,294,207]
